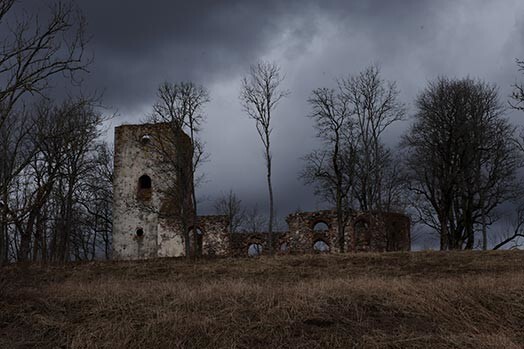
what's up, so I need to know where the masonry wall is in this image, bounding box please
[113,124,169,259]
[197,215,230,256]
[113,123,197,259]
[229,210,411,257]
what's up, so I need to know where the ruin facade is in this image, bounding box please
[112,123,410,260]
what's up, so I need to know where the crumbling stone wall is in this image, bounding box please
[229,210,410,257]
[286,210,340,253]
[230,232,288,257]
[196,215,230,256]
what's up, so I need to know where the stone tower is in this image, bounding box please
[112,123,191,259]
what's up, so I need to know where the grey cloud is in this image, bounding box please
[79,0,324,112]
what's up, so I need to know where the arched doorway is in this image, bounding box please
[248,243,263,257]
[313,239,330,253]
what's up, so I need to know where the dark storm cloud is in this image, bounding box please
[79,0,458,113]
[80,0,324,112]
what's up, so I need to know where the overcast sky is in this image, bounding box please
[22,1,524,242]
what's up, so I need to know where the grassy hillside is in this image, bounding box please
[1,251,524,348]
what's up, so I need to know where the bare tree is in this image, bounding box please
[16,97,104,262]
[0,0,89,263]
[403,77,521,250]
[50,99,104,262]
[341,65,406,212]
[0,108,33,262]
[214,190,245,235]
[240,61,289,255]
[301,66,405,252]
[148,81,210,258]
[301,86,356,252]
[0,95,106,263]
[0,0,88,130]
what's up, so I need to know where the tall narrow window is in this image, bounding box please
[137,175,152,200]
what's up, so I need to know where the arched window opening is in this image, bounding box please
[313,240,330,253]
[137,175,152,201]
[139,175,152,189]
[248,243,263,257]
[141,134,151,145]
[313,221,329,232]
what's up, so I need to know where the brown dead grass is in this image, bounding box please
[1,251,524,348]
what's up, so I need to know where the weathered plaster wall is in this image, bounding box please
[113,124,169,259]
[157,219,185,258]
[113,124,194,259]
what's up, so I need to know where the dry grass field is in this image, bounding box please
[1,251,524,348]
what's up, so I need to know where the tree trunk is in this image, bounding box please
[19,209,37,262]
[0,189,7,264]
[336,205,345,253]
[481,202,487,250]
[189,129,199,258]
[336,172,345,253]
[20,184,53,262]
[267,150,274,255]
[0,219,5,264]
[57,183,75,262]
[439,211,449,251]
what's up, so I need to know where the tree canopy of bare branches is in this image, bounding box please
[1,96,108,263]
[240,61,289,255]
[403,77,521,250]
[341,65,406,212]
[0,0,91,263]
[302,66,405,251]
[0,0,88,130]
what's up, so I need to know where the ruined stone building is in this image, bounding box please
[112,123,410,260]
